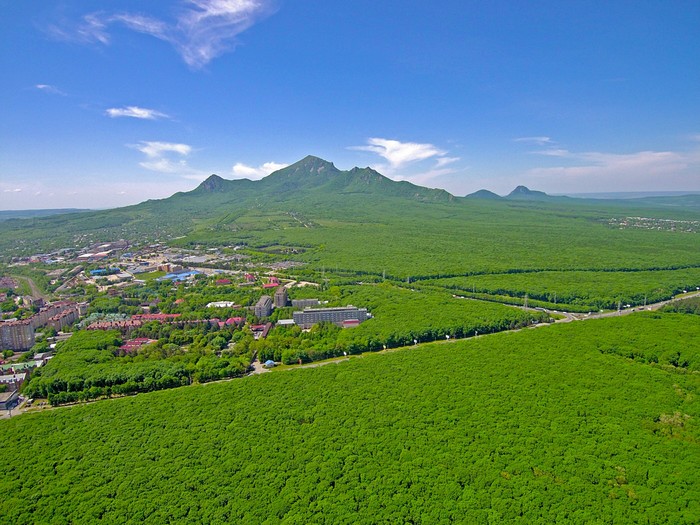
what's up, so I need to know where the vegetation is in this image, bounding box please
[663,296,700,315]
[1,312,699,523]
[424,268,700,310]
[22,329,250,405]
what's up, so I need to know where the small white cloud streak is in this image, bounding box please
[106,106,170,120]
[435,156,460,168]
[531,148,570,157]
[35,84,67,96]
[232,161,288,180]
[51,1,278,69]
[135,141,192,158]
[514,136,552,146]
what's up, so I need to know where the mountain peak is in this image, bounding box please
[507,185,549,200]
[197,174,228,193]
[293,155,337,172]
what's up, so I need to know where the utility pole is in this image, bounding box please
[524,294,528,309]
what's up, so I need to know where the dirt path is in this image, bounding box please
[12,275,48,301]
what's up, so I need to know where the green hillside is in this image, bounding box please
[1,312,698,523]
[1,156,699,308]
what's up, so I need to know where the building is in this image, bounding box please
[0,390,19,410]
[292,298,320,309]
[274,286,288,308]
[254,296,273,318]
[292,306,369,329]
[0,320,35,351]
[0,372,27,391]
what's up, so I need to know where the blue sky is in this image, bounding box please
[1,0,699,209]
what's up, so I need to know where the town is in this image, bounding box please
[1,238,372,411]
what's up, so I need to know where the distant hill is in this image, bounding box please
[465,189,503,200]
[0,208,90,222]
[505,185,551,200]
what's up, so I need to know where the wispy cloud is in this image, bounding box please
[50,1,278,69]
[232,161,288,180]
[526,146,700,192]
[3,188,23,193]
[350,137,461,185]
[106,106,170,120]
[352,138,446,170]
[132,141,193,173]
[35,84,67,96]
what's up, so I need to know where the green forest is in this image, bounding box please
[1,311,698,523]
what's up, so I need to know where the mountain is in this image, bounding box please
[465,189,503,200]
[0,156,456,257]
[189,155,455,203]
[505,185,551,200]
[196,174,228,193]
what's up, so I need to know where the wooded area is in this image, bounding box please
[1,311,698,523]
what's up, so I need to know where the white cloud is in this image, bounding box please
[3,188,23,193]
[52,1,278,69]
[350,137,461,185]
[352,138,446,170]
[35,84,67,96]
[232,161,288,180]
[106,106,170,120]
[131,141,196,174]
